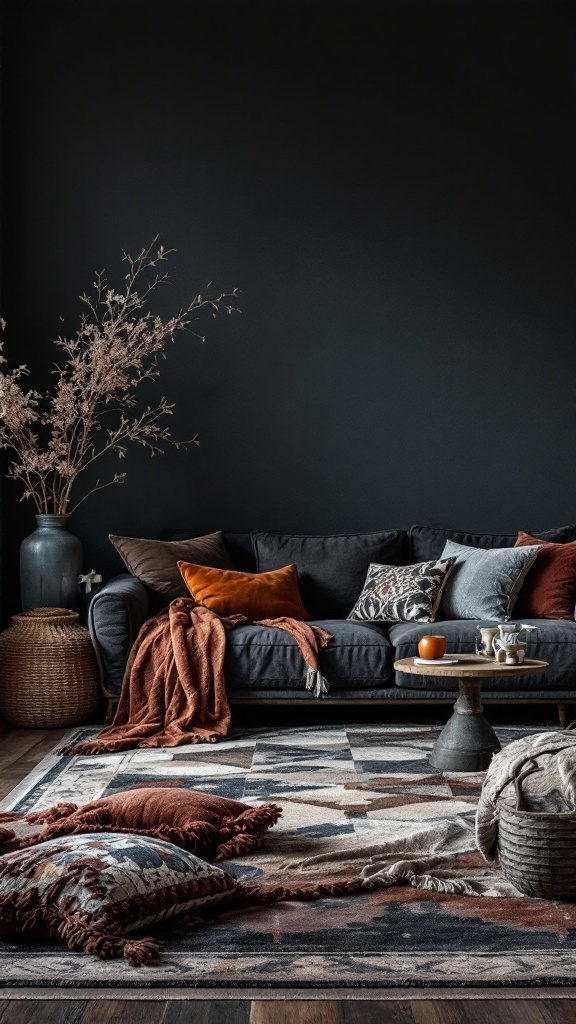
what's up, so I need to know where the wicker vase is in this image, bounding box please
[0,608,100,728]
[498,760,576,901]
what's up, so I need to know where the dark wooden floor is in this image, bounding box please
[1,723,576,1023]
[0,998,576,1023]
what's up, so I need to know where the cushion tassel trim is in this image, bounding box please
[0,802,282,858]
[220,875,371,911]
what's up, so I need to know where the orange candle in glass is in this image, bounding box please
[418,635,447,660]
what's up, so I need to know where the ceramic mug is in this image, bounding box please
[476,626,498,658]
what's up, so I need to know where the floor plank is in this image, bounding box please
[0,1000,86,1024]
[164,1000,252,1023]
[445,999,549,1024]
[538,1000,576,1024]
[80,1001,166,1023]
[0,729,68,800]
[0,729,58,770]
[342,1001,417,1023]
[250,1002,343,1024]
[410,1001,464,1024]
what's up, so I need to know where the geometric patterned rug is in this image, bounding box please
[2,723,576,992]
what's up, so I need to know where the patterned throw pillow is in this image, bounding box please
[348,558,457,623]
[0,832,366,965]
[0,833,236,966]
[0,787,282,860]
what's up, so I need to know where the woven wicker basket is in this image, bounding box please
[498,759,576,901]
[0,607,100,728]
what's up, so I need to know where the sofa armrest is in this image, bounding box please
[88,573,149,697]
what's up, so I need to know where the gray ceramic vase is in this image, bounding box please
[20,514,83,612]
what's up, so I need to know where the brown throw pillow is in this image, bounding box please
[178,561,311,620]
[109,532,234,600]
[0,788,282,860]
[514,531,576,620]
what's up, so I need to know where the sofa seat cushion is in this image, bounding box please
[224,619,393,690]
[389,619,576,692]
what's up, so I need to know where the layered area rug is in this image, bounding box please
[1,722,576,992]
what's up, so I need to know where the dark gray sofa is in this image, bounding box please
[89,524,576,720]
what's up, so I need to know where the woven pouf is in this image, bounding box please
[0,607,100,728]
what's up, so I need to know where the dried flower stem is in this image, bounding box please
[0,239,239,515]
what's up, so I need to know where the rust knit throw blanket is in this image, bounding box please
[60,598,332,756]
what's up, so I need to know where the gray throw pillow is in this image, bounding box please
[348,558,457,624]
[109,532,234,601]
[438,540,541,621]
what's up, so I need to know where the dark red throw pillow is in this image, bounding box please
[514,531,576,620]
[0,787,282,861]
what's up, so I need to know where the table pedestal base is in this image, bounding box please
[429,678,501,772]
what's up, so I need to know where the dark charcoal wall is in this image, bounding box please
[1,0,575,609]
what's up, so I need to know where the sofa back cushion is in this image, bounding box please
[410,523,576,563]
[252,530,407,619]
[168,531,257,573]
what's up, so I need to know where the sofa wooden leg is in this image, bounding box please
[105,696,119,724]
[558,703,567,728]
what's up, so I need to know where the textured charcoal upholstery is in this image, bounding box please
[389,618,576,692]
[224,619,392,691]
[227,686,576,700]
[88,574,149,696]
[253,530,408,619]
[410,523,576,562]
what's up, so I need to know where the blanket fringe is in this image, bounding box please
[58,734,221,756]
[305,666,330,698]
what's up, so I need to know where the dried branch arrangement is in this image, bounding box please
[0,240,239,514]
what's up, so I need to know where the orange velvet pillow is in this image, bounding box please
[514,531,576,620]
[177,561,311,620]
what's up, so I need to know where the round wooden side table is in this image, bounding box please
[394,654,549,772]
